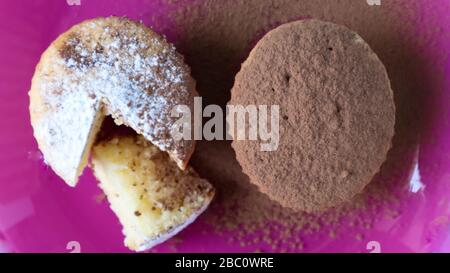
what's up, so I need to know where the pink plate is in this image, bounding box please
[0,0,450,253]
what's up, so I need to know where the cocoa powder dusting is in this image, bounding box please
[230,19,395,213]
[158,0,439,251]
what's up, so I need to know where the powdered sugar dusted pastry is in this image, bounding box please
[92,135,214,251]
[29,17,196,186]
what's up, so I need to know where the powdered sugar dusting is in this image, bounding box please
[29,17,196,185]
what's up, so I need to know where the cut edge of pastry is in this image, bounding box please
[69,109,105,187]
[91,135,215,252]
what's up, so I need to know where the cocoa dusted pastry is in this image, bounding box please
[230,20,395,213]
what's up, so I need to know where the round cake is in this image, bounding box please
[29,17,197,186]
[229,20,395,213]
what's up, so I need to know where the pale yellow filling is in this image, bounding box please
[92,135,214,251]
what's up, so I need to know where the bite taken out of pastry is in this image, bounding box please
[28,17,212,251]
[29,16,197,186]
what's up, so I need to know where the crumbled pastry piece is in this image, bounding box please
[92,135,214,251]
